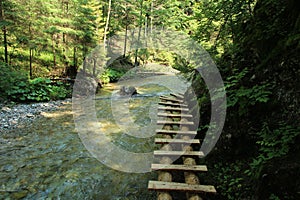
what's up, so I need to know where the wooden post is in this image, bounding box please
[181,119,203,200]
[157,124,173,200]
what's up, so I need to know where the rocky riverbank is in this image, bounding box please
[0,99,71,131]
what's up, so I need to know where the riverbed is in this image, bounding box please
[0,71,190,199]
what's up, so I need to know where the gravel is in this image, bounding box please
[0,99,71,131]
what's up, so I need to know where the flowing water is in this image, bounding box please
[0,79,181,200]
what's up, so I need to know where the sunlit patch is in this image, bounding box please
[40,110,73,118]
[99,120,121,134]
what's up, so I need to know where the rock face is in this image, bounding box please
[119,86,138,96]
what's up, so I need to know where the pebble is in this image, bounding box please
[0,99,71,131]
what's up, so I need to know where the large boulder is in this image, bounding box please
[73,70,100,97]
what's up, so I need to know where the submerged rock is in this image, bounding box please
[12,190,28,199]
[119,86,138,96]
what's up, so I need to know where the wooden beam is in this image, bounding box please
[170,93,184,99]
[154,150,204,157]
[157,113,193,118]
[158,102,188,107]
[156,129,197,135]
[158,107,189,112]
[160,96,184,103]
[151,164,207,172]
[155,138,200,144]
[148,181,216,193]
[157,121,194,126]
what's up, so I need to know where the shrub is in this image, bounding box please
[100,68,126,84]
[0,67,70,102]
[0,62,29,100]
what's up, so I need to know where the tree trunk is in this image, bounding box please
[103,0,112,48]
[72,46,77,77]
[150,1,153,34]
[0,0,8,64]
[93,58,97,76]
[29,48,33,78]
[134,0,143,67]
[123,24,128,58]
[52,34,56,68]
[29,22,33,78]
[3,20,8,64]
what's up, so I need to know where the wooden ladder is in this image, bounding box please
[148,93,216,200]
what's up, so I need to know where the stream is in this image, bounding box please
[0,74,189,200]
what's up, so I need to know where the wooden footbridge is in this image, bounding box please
[148,93,216,200]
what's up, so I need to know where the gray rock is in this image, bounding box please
[26,114,34,118]
[2,164,14,172]
[119,86,138,96]
[1,106,11,112]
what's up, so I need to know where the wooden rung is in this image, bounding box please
[155,138,200,144]
[148,181,216,193]
[158,107,189,112]
[170,93,184,99]
[157,121,194,126]
[157,113,193,118]
[151,164,207,172]
[160,96,184,103]
[156,129,197,135]
[158,102,188,107]
[154,150,204,157]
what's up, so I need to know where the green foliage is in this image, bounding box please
[224,68,273,116]
[247,123,300,179]
[172,55,194,73]
[0,63,28,100]
[100,68,126,84]
[0,67,69,102]
[269,194,281,200]
[49,84,69,100]
[213,162,249,199]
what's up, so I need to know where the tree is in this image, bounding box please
[0,0,8,64]
[103,0,111,47]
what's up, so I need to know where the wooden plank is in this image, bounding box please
[158,102,188,107]
[157,121,194,125]
[155,138,200,144]
[148,181,216,193]
[158,107,189,112]
[157,113,193,118]
[170,93,184,99]
[151,164,207,172]
[160,96,184,103]
[154,150,204,157]
[156,129,197,135]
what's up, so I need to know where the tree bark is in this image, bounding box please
[123,24,128,58]
[52,34,57,68]
[103,0,112,48]
[0,0,8,64]
[134,0,143,67]
[29,22,33,78]
[29,48,33,78]
[150,1,153,34]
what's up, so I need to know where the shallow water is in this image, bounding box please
[0,81,179,200]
